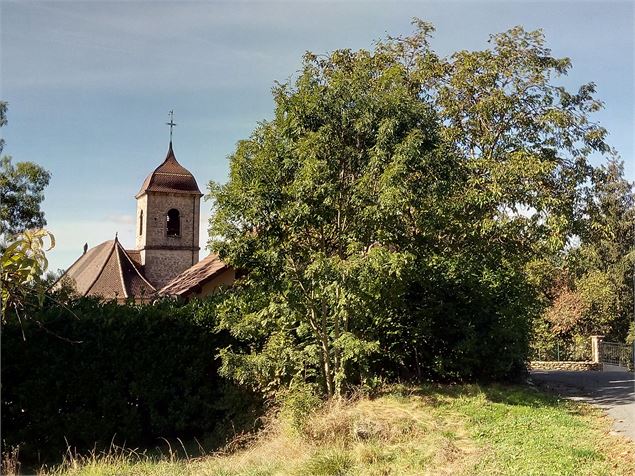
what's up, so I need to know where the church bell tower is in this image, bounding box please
[135,138,202,289]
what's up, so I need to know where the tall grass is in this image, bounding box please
[32,384,635,476]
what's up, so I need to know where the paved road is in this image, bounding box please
[530,366,635,440]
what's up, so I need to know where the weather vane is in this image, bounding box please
[166,110,177,142]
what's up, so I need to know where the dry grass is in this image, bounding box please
[37,384,635,476]
[1,446,21,476]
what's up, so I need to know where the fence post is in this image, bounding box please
[591,335,604,363]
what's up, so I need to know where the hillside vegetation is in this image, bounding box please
[42,384,635,476]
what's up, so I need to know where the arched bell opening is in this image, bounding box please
[166,208,181,237]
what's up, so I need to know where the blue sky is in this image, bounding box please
[1,0,633,272]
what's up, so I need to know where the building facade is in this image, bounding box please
[54,141,234,301]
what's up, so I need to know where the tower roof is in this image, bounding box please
[136,142,202,198]
[52,237,156,302]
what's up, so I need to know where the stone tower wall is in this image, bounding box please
[136,192,200,289]
[141,248,199,289]
[135,194,148,249]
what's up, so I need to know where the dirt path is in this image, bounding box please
[530,367,635,440]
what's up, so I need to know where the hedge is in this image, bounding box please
[1,297,261,465]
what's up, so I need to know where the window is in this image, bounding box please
[139,210,143,235]
[166,208,180,237]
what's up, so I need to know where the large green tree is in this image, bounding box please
[423,25,606,256]
[209,21,613,395]
[0,102,51,238]
[210,38,459,397]
[401,24,611,373]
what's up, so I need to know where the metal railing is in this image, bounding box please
[600,341,634,369]
[531,341,590,362]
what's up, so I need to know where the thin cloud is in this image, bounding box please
[105,214,134,225]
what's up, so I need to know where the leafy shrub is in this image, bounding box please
[278,383,323,434]
[365,256,533,382]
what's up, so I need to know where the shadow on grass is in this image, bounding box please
[19,406,268,476]
[379,381,575,410]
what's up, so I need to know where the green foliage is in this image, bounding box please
[577,159,635,341]
[371,256,535,381]
[209,31,452,396]
[0,156,51,237]
[0,101,7,154]
[576,270,619,333]
[277,383,323,434]
[581,159,635,267]
[1,228,55,320]
[417,25,606,254]
[1,102,51,237]
[1,297,262,465]
[532,158,634,355]
[210,20,611,391]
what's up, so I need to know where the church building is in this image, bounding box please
[54,138,235,303]
[135,140,203,289]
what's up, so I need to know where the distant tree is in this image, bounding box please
[580,159,635,271]
[532,159,635,356]
[575,159,634,340]
[0,102,51,238]
[0,157,51,237]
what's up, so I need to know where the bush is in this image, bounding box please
[1,297,261,466]
[365,256,533,382]
[278,383,323,434]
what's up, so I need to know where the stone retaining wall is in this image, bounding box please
[529,361,603,371]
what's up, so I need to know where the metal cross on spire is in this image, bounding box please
[166,110,177,142]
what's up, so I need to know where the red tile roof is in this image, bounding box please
[158,253,229,297]
[53,238,156,302]
[136,142,202,197]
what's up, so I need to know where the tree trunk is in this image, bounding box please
[320,299,335,397]
[321,335,334,397]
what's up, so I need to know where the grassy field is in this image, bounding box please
[36,384,635,476]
